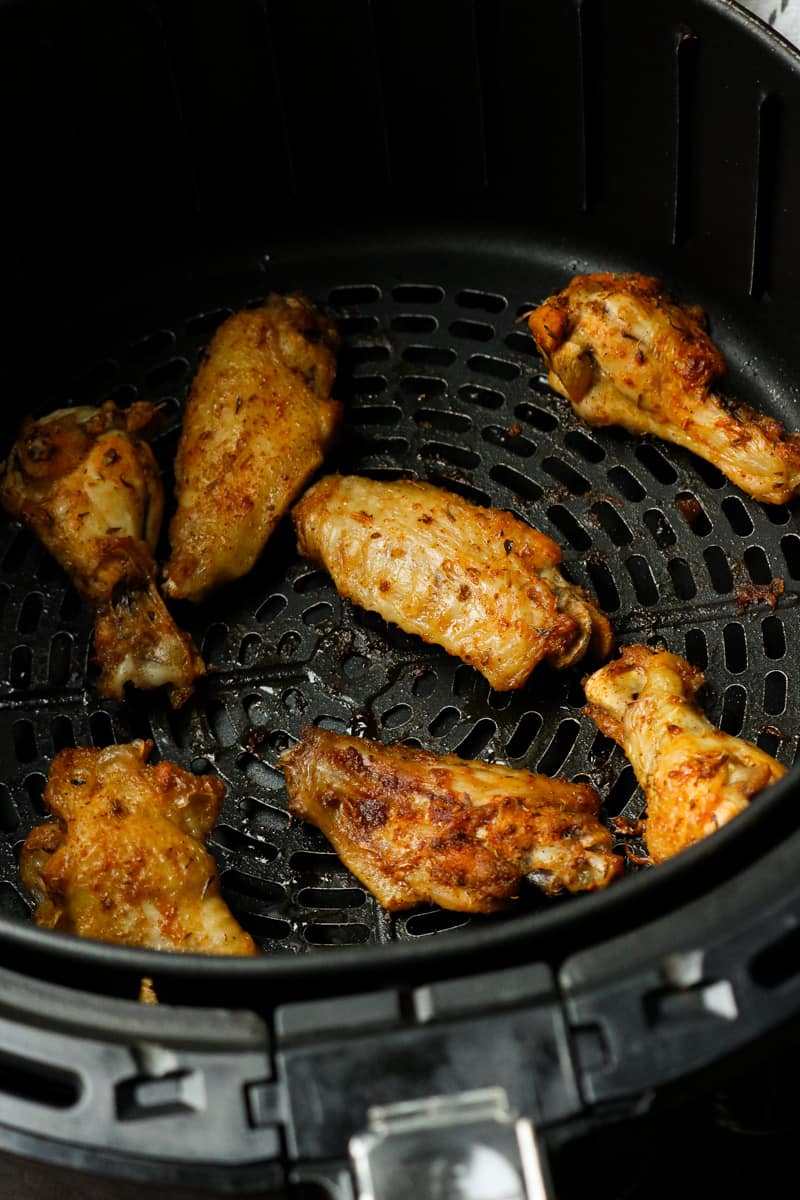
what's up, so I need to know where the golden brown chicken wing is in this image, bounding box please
[527,272,800,504]
[0,402,204,706]
[583,644,786,863]
[20,740,257,955]
[163,292,341,603]
[292,474,612,690]
[279,727,622,912]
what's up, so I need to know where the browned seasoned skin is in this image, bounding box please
[292,475,612,691]
[19,741,257,955]
[279,727,622,912]
[163,291,341,603]
[528,272,800,504]
[0,402,204,706]
[584,644,786,863]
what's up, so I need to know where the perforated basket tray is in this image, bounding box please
[1,231,798,962]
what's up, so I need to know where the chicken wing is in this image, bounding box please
[163,292,341,603]
[20,740,257,954]
[527,272,800,504]
[292,474,612,690]
[279,727,622,912]
[583,644,786,863]
[0,402,204,706]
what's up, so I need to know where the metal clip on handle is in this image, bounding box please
[349,1088,551,1200]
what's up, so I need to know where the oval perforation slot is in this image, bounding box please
[51,715,75,754]
[237,752,285,792]
[684,628,709,670]
[17,592,43,635]
[761,615,785,659]
[242,797,291,835]
[548,505,590,551]
[506,711,543,760]
[290,850,349,875]
[412,668,438,698]
[586,560,620,612]
[297,887,366,910]
[743,545,772,586]
[608,465,646,502]
[221,869,285,907]
[450,319,494,342]
[429,706,461,737]
[400,375,446,398]
[503,330,540,358]
[256,593,288,624]
[467,354,520,381]
[537,718,580,776]
[591,501,632,546]
[12,720,37,764]
[336,374,388,398]
[419,441,479,470]
[489,464,543,503]
[542,457,590,495]
[329,284,382,306]
[668,558,697,600]
[338,315,379,336]
[348,403,403,426]
[453,718,496,761]
[10,645,32,689]
[24,772,47,815]
[763,502,791,526]
[208,700,237,747]
[703,545,733,594]
[721,496,754,537]
[764,670,787,716]
[780,534,800,579]
[634,443,677,484]
[719,685,747,736]
[414,408,471,434]
[757,729,783,759]
[238,634,262,666]
[402,345,456,368]
[382,704,412,729]
[723,623,747,674]
[0,784,19,832]
[302,602,334,628]
[458,384,504,410]
[144,357,189,393]
[202,623,229,663]
[482,425,535,458]
[625,556,659,606]
[455,289,506,313]
[391,284,444,304]
[304,923,371,946]
[564,430,604,463]
[516,401,558,432]
[391,314,438,334]
[674,492,711,535]
[691,458,727,489]
[340,344,390,368]
[643,509,677,548]
[605,764,639,817]
[358,435,411,459]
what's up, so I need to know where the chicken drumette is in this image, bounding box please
[163,292,341,603]
[20,740,257,954]
[527,272,800,504]
[280,727,622,912]
[292,474,612,691]
[584,644,786,863]
[0,401,204,706]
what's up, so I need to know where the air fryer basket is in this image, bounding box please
[1,1,800,1197]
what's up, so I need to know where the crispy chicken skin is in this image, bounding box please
[19,741,257,955]
[163,292,341,603]
[527,273,800,504]
[0,402,204,706]
[279,727,622,912]
[292,475,612,690]
[584,644,786,863]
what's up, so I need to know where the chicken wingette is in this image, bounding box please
[0,401,204,706]
[292,474,612,690]
[20,740,257,955]
[583,644,786,863]
[163,291,341,603]
[279,727,623,912]
[527,272,800,504]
